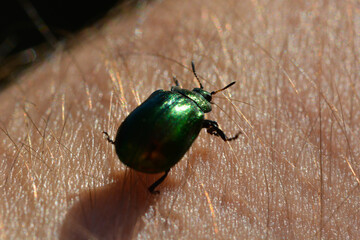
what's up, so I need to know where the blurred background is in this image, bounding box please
[0,0,139,90]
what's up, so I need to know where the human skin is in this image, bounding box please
[1,0,359,239]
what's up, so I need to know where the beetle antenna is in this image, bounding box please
[191,61,204,89]
[103,131,115,144]
[211,81,236,95]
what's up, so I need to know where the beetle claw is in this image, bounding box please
[149,190,160,195]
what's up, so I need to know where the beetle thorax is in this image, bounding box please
[171,86,212,113]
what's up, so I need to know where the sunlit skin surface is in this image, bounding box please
[0,0,359,239]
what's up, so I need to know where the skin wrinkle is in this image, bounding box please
[0,0,359,239]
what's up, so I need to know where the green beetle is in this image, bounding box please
[104,62,240,193]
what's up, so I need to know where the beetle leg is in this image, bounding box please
[148,169,170,194]
[203,120,240,142]
[173,76,180,86]
[103,131,115,144]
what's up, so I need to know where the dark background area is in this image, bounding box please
[0,0,134,90]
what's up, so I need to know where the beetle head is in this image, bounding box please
[191,62,235,102]
[193,88,212,102]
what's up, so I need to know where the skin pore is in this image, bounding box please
[1,0,359,239]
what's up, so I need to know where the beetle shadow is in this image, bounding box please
[59,171,163,240]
